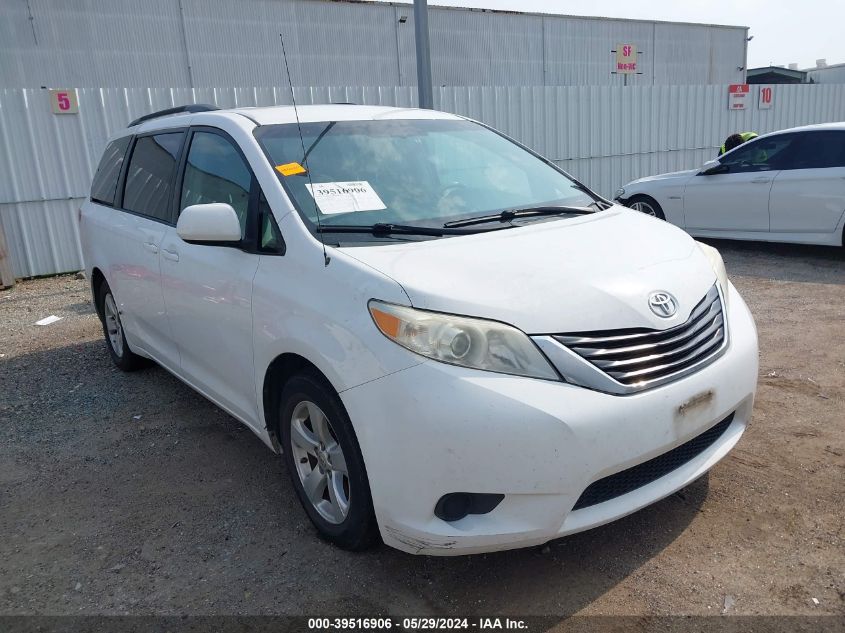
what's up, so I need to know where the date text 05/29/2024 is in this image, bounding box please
[308,617,529,630]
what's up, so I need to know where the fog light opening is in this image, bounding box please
[434,492,505,523]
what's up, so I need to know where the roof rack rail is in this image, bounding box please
[330,101,358,105]
[128,104,220,128]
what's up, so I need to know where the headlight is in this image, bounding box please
[696,241,729,308]
[614,187,625,199]
[368,300,560,381]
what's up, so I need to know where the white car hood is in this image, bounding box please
[340,207,716,334]
[629,168,697,185]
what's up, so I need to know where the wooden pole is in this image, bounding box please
[0,220,15,289]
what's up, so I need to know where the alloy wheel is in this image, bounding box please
[289,400,350,524]
[630,200,657,216]
[103,293,124,358]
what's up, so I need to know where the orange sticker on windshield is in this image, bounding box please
[275,162,306,176]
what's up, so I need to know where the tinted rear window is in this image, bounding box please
[122,132,185,222]
[90,136,131,206]
[787,131,845,170]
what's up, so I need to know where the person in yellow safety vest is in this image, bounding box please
[718,131,759,156]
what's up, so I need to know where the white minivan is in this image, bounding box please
[81,104,758,555]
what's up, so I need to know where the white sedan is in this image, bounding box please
[615,122,845,247]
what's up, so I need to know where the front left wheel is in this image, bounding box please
[627,195,666,220]
[278,373,379,551]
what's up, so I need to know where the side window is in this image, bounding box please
[783,132,845,170]
[721,135,797,173]
[90,136,131,206]
[258,190,285,254]
[122,132,185,222]
[179,131,252,239]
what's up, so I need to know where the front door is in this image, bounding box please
[683,134,799,233]
[159,128,260,426]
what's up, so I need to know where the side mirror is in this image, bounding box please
[700,160,728,176]
[176,203,241,244]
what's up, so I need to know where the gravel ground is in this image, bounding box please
[0,239,843,620]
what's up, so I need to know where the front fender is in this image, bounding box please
[251,222,424,439]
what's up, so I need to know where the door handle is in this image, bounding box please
[143,242,159,254]
[161,248,180,262]
[750,177,771,184]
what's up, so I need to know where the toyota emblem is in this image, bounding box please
[648,291,678,318]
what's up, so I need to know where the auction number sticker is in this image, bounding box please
[305,181,386,214]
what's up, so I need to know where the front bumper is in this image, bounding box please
[340,283,758,555]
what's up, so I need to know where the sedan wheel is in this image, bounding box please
[289,400,350,525]
[630,200,658,216]
[626,195,666,220]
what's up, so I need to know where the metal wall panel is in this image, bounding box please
[3,83,845,277]
[1,0,746,89]
[396,8,545,87]
[0,198,84,279]
[653,24,746,85]
[181,0,402,87]
[0,0,191,89]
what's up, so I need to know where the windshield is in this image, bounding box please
[254,119,599,235]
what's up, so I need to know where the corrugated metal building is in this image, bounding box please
[807,63,845,85]
[1,0,749,89]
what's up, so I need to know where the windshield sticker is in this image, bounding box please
[275,162,307,176]
[305,181,387,214]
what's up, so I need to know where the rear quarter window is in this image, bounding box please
[90,136,131,206]
[786,131,845,170]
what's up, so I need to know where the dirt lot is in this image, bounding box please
[0,240,843,621]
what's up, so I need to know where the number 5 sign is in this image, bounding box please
[758,86,774,110]
[49,89,79,114]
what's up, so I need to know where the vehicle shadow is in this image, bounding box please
[699,238,845,285]
[1,340,706,619]
[370,476,708,617]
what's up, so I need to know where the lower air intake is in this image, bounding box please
[572,412,735,511]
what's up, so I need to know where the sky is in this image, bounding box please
[369,0,844,70]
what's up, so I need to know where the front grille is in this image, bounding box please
[572,412,735,511]
[554,284,724,390]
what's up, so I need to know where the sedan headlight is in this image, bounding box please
[696,241,729,308]
[614,187,625,199]
[368,300,560,380]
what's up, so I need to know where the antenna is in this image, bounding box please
[280,34,330,267]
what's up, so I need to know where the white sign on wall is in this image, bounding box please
[615,44,638,74]
[728,84,750,110]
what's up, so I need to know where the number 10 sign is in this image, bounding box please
[49,89,79,114]
[758,86,774,110]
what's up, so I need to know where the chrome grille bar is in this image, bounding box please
[553,285,726,390]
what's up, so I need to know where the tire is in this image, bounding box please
[627,195,666,220]
[96,281,147,372]
[279,372,379,551]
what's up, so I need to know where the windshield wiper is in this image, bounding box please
[317,222,513,237]
[443,205,596,228]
